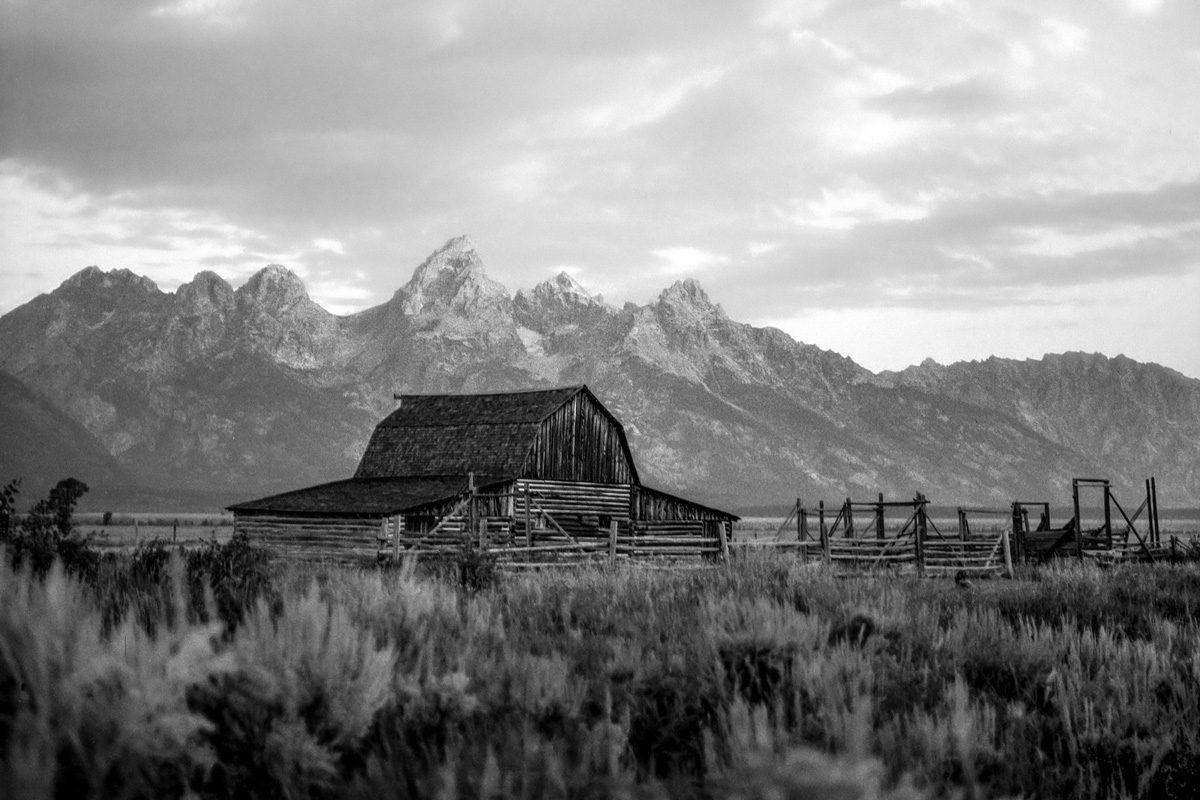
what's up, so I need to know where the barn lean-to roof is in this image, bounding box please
[226,475,500,516]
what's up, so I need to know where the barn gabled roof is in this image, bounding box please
[353,384,638,483]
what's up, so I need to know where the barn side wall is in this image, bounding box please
[515,479,632,539]
[234,512,389,562]
[632,486,735,540]
[525,393,635,484]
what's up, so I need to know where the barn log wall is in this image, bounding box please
[526,392,635,484]
[632,486,734,543]
[633,486,730,521]
[517,479,631,538]
[234,513,388,563]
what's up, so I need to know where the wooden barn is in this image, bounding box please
[229,386,738,563]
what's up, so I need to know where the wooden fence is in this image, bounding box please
[736,494,1015,579]
[390,516,728,568]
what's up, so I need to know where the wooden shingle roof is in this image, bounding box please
[227,476,487,516]
[354,386,587,480]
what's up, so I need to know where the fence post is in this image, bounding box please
[1011,503,1022,564]
[1000,522,1014,579]
[468,472,477,546]
[1103,482,1113,550]
[717,521,731,563]
[608,519,618,564]
[876,493,885,541]
[915,493,927,576]
[845,499,854,538]
[820,502,830,564]
[1150,477,1160,545]
[797,498,806,541]
[524,482,533,547]
[1072,479,1083,561]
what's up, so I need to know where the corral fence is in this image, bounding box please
[739,475,1196,578]
[1011,477,1183,564]
[735,493,1014,579]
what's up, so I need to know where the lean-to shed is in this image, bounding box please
[229,385,738,562]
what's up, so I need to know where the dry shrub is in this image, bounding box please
[0,559,229,799]
[187,584,396,799]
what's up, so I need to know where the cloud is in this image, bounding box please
[1123,0,1164,15]
[312,238,346,255]
[796,182,932,230]
[866,76,1009,118]
[1040,18,1090,57]
[651,246,728,276]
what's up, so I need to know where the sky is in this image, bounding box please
[2,0,1199,377]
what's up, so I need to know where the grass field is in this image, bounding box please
[4,537,1200,799]
[73,513,236,551]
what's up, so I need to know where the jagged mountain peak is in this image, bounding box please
[399,235,509,316]
[437,234,478,255]
[61,265,160,296]
[175,271,234,311]
[524,270,605,305]
[547,270,590,294]
[513,270,612,335]
[658,278,714,307]
[655,278,726,326]
[236,264,311,310]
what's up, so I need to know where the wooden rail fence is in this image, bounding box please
[737,493,1015,579]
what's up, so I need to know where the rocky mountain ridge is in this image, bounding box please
[2,236,1197,509]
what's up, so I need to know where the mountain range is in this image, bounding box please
[2,235,1197,512]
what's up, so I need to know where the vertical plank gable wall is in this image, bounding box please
[527,392,634,484]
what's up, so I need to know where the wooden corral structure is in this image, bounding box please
[229,386,737,565]
[748,475,1183,580]
[743,493,1014,579]
[1007,477,1168,563]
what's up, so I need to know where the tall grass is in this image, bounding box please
[2,544,1199,798]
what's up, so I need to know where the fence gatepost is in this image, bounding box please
[1103,482,1114,551]
[1000,522,1014,579]
[466,472,477,551]
[608,519,618,564]
[915,493,927,576]
[798,499,808,563]
[717,521,731,563]
[1011,502,1023,564]
[524,483,533,547]
[820,502,831,564]
[876,493,885,542]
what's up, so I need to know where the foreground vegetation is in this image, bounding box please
[1,538,1197,799]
